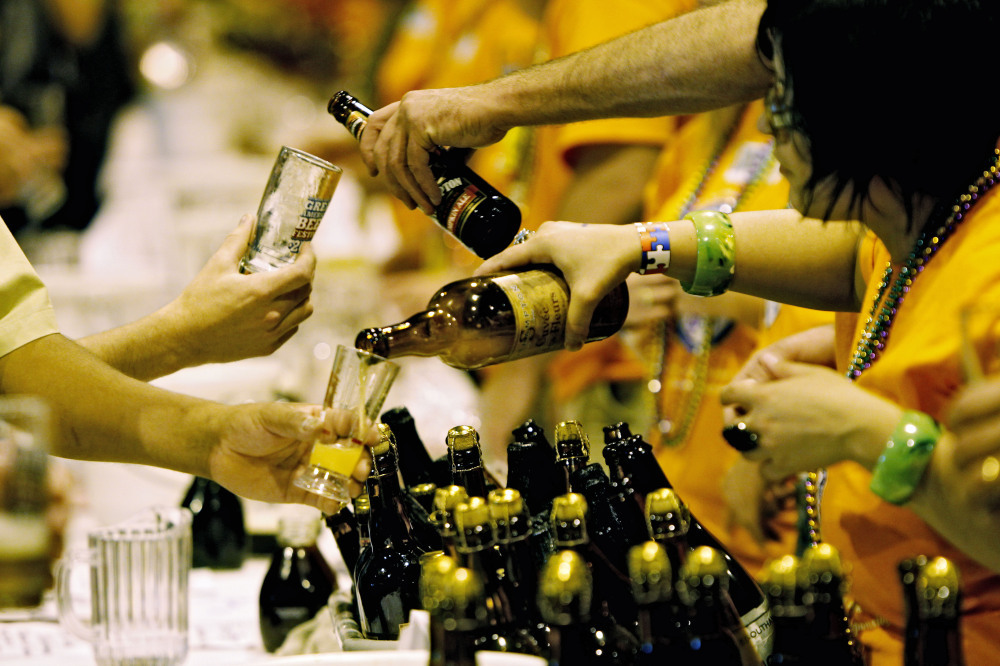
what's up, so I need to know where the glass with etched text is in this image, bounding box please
[239,145,342,273]
[293,344,399,503]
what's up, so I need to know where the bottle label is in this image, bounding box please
[345,111,367,141]
[437,177,486,238]
[493,271,569,360]
[741,600,774,660]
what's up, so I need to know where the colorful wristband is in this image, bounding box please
[680,210,736,296]
[635,222,671,274]
[869,410,941,505]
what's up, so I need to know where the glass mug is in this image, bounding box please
[239,145,342,274]
[294,344,399,503]
[56,506,193,666]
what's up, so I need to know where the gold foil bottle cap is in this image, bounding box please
[411,482,437,497]
[550,493,588,547]
[762,555,800,590]
[554,420,590,459]
[419,552,458,612]
[800,542,844,589]
[917,556,962,619]
[372,422,395,456]
[352,493,370,515]
[677,546,729,608]
[488,488,525,518]
[439,567,488,629]
[447,425,480,452]
[628,541,672,604]
[454,497,491,532]
[538,550,593,626]
[645,487,691,541]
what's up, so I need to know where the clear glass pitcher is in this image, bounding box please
[56,506,193,665]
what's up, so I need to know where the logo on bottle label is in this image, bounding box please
[493,271,569,361]
[742,601,775,659]
[345,111,367,140]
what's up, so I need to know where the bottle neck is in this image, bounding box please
[366,471,415,548]
[450,448,489,499]
[360,311,452,360]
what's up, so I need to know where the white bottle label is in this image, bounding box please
[493,270,569,361]
[742,599,774,662]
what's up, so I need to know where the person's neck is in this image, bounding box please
[860,182,939,264]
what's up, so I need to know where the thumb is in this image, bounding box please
[212,214,256,267]
[759,352,820,380]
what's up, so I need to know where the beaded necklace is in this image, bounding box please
[798,148,1000,551]
[648,108,776,446]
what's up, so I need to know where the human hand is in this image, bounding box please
[720,354,901,481]
[723,456,795,546]
[474,220,640,350]
[159,215,316,366]
[722,324,837,425]
[0,106,68,206]
[623,273,679,328]
[945,377,1000,510]
[358,87,509,214]
[205,402,372,514]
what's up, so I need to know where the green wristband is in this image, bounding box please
[680,210,735,297]
[869,410,941,505]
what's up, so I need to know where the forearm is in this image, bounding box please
[484,0,768,129]
[0,334,215,476]
[558,144,662,225]
[78,307,188,381]
[661,209,864,311]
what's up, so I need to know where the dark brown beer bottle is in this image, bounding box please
[430,485,470,561]
[420,551,459,666]
[799,544,865,666]
[645,486,773,658]
[328,90,521,259]
[761,555,808,665]
[453,497,541,655]
[628,540,687,664]
[436,566,490,666]
[354,268,629,370]
[554,420,592,494]
[911,557,966,666]
[353,425,425,640]
[258,511,337,652]
[324,505,360,580]
[538,549,626,665]
[676,546,761,666]
[899,554,929,666]
[181,476,247,569]
[380,405,446,489]
[446,425,493,499]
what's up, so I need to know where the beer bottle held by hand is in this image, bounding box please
[354,268,629,370]
[328,90,521,259]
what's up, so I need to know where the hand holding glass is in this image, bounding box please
[294,345,399,503]
[239,145,342,274]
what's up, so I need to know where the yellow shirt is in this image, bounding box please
[0,220,59,356]
[828,193,1000,666]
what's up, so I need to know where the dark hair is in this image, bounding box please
[757,0,998,225]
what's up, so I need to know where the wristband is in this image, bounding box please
[635,222,671,274]
[680,210,736,296]
[869,410,942,505]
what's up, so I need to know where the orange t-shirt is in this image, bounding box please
[827,193,1000,666]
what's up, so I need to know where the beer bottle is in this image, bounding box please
[354,269,629,370]
[420,552,459,666]
[645,486,772,658]
[437,566,490,666]
[328,90,521,259]
[410,482,438,514]
[430,485,470,561]
[447,426,493,499]
[899,555,929,666]
[353,425,424,640]
[181,476,247,569]
[380,406,448,489]
[453,497,541,655]
[550,493,639,661]
[507,419,561,521]
[761,555,808,664]
[258,509,337,652]
[488,488,548,645]
[911,557,966,666]
[554,420,592,494]
[676,546,761,666]
[324,505,360,581]
[353,493,371,557]
[628,540,687,664]
[799,544,865,666]
[538,549,624,665]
